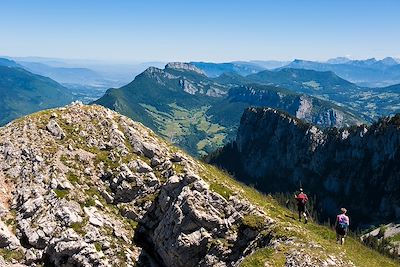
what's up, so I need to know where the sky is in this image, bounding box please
[0,0,399,62]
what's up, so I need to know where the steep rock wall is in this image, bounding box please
[208,107,400,228]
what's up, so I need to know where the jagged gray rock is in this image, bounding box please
[46,119,65,139]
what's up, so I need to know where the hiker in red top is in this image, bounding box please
[294,188,308,223]
[335,208,350,245]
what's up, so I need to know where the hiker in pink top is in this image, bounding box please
[335,208,350,245]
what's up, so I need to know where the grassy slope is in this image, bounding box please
[198,163,398,267]
[0,66,74,125]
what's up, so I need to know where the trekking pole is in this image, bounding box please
[305,206,311,222]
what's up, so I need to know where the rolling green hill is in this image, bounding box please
[0,65,74,125]
[95,63,364,156]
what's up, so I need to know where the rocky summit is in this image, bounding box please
[0,103,397,267]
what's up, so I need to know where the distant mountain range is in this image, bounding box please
[191,57,400,88]
[95,63,364,156]
[190,61,265,77]
[189,60,290,78]
[280,57,400,87]
[18,61,105,86]
[8,56,165,87]
[3,56,400,156]
[0,60,74,125]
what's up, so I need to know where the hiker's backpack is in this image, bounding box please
[338,222,348,230]
[337,215,349,229]
[297,193,308,205]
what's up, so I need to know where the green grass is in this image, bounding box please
[0,248,24,261]
[140,102,228,155]
[70,219,88,235]
[84,198,96,207]
[5,210,17,234]
[173,163,185,174]
[94,242,102,251]
[125,218,138,230]
[197,139,209,150]
[242,214,266,231]
[94,150,120,170]
[240,247,285,267]
[209,182,233,200]
[388,233,400,243]
[85,187,102,201]
[54,188,69,199]
[67,171,80,185]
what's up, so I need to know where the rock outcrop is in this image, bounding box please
[362,223,400,257]
[207,107,400,228]
[165,62,206,75]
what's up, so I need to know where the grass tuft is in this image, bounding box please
[210,182,233,200]
[54,188,69,199]
[0,248,24,261]
[242,214,266,231]
[67,171,80,185]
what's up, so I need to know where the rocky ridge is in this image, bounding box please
[0,103,392,266]
[165,62,206,76]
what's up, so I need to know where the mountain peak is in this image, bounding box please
[326,57,351,64]
[165,62,205,75]
[143,66,164,74]
[380,57,398,66]
[292,59,307,63]
[0,57,21,68]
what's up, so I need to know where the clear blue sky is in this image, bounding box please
[1,0,399,62]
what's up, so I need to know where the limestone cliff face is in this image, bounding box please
[208,107,400,228]
[225,85,362,128]
[165,62,206,75]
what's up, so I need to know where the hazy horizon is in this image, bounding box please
[1,0,399,62]
[2,55,399,66]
